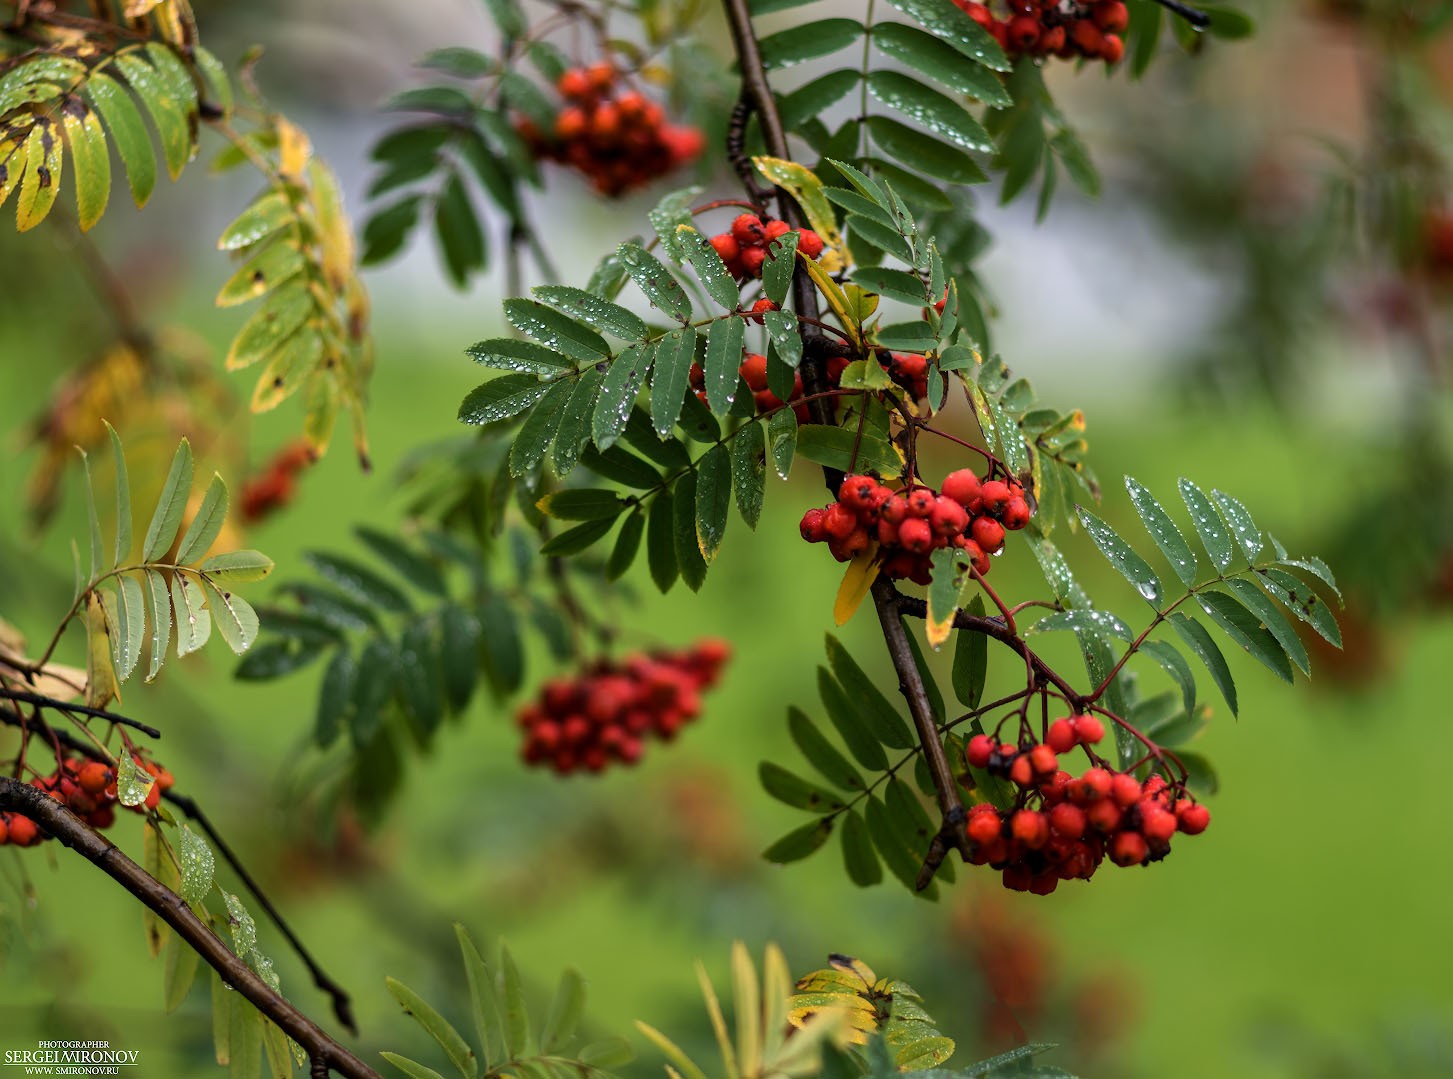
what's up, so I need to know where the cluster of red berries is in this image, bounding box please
[708,213,825,280]
[800,470,1032,583]
[517,63,704,197]
[963,717,1210,895]
[0,755,174,848]
[240,440,314,525]
[955,1,1128,64]
[517,640,730,774]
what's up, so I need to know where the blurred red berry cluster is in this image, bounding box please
[800,470,1032,583]
[964,720,1209,894]
[240,440,314,525]
[517,640,730,774]
[955,0,1128,64]
[518,62,704,197]
[0,754,173,848]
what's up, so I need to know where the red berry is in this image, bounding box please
[823,502,857,540]
[1176,802,1211,835]
[1006,15,1041,50]
[905,489,936,517]
[1078,767,1113,802]
[1071,714,1105,744]
[879,494,908,524]
[7,815,38,847]
[799,508,827,542]
[1011,809,1049,850]
[967,805,1002,845]
[77,761,112,795]
[557,68,592,101]
[1048,802,1087,840]
[1140,804,1177,842]
[731,214,766,246]
[1093,1,1129,32]
[966,734,995,769]
[740,247,767,277]
[1001,497,1032,530]
[971,516,1006,555]
[795,228,825,259]
[1110,772,1142,808]
[1071,18,1105,55]
[1009,754,1035,787]
[1100,33,1124,64]
[898,518,933,554]
[740,352,769,392]
[764,219,791,241]
[1086,800,1122,833]
[929,496,969,537]
[1046,718,1077,754]
[749,297,777,323]
[1028,744,1058,776]
[1110,831,1149,866]
[0,816,7,845]
[710,233,740,264]
[978,480,1011,515]
[838,474,878,513]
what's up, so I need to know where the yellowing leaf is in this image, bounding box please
[802,256,862,350]
[752,156,849,273]
[834,547,880,627]
[276,116,312,180]
[85,590,119,709]
[16,121,62,232]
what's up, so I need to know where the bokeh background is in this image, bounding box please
[2,1,1452,1076]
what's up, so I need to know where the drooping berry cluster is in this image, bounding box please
[240,440,314,525]
[517,640,730,774]
[799,470,1033,583]
[708,214,825,280]
[955,1,1128,64]
[0,755,174,848]
[964,719,1210,895]
[518,63,704,197]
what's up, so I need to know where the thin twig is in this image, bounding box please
[0,687,162,738]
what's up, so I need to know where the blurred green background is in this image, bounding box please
[3,1,1453,1077]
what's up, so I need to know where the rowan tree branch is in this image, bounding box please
[0,777,379,1079]
[719,0,969,889]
